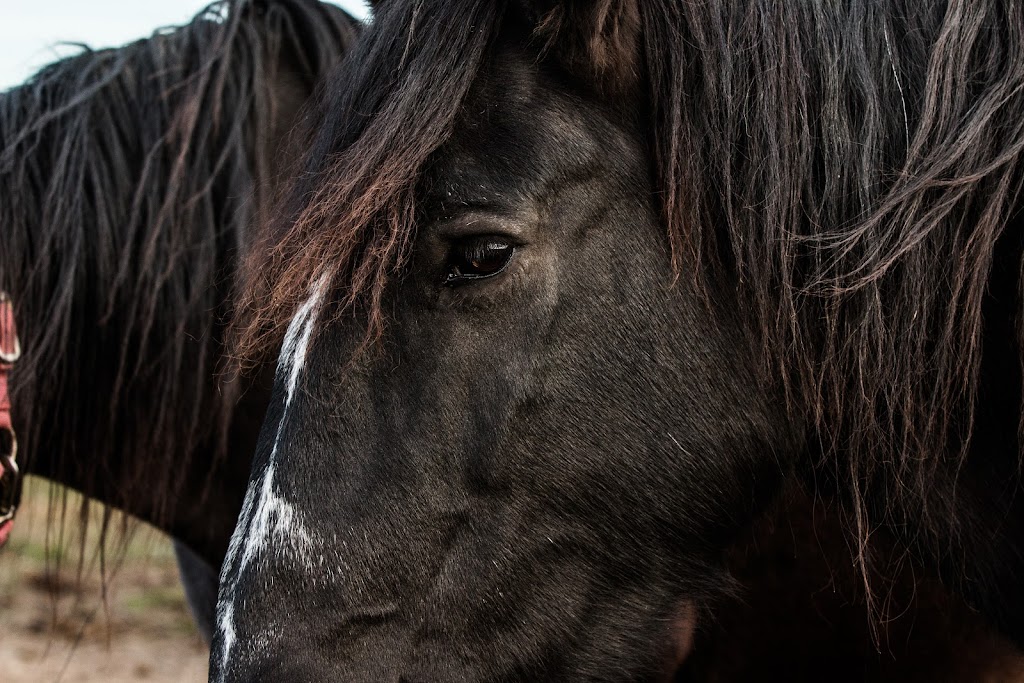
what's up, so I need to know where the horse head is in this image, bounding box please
[215,0,1024,678]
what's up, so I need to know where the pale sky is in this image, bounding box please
[0,0,370,91]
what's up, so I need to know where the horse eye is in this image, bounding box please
[443,236,515,286]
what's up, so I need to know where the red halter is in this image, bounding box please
[0,292,21,548]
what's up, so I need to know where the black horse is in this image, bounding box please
[214,0,1024,679]
[0,0,358,639]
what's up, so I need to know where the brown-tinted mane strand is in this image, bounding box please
[233,0,502,363]
[0,0,356,542]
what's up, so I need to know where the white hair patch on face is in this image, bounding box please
[213,274,330,679]
[219,603,236,668]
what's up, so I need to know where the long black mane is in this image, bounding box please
[0,0,357,532]
[241,0,1024,614]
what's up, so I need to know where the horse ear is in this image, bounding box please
[518,0,642,93]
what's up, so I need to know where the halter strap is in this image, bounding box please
[0,291,21,548]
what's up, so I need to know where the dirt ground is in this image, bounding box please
[0,478,209,683]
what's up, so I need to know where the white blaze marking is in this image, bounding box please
[219,603,236,667]
[214,275,330,677]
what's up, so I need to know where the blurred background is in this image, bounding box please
[0,1,367,681]
[0,0,369,90]
[1,478,211,682]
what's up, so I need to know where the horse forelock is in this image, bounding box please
[233,0,505,367]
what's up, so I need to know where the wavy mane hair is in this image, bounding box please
[238,0,1024,607]
[0,0,357,536]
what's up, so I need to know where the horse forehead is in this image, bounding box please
[423,69,615,209]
